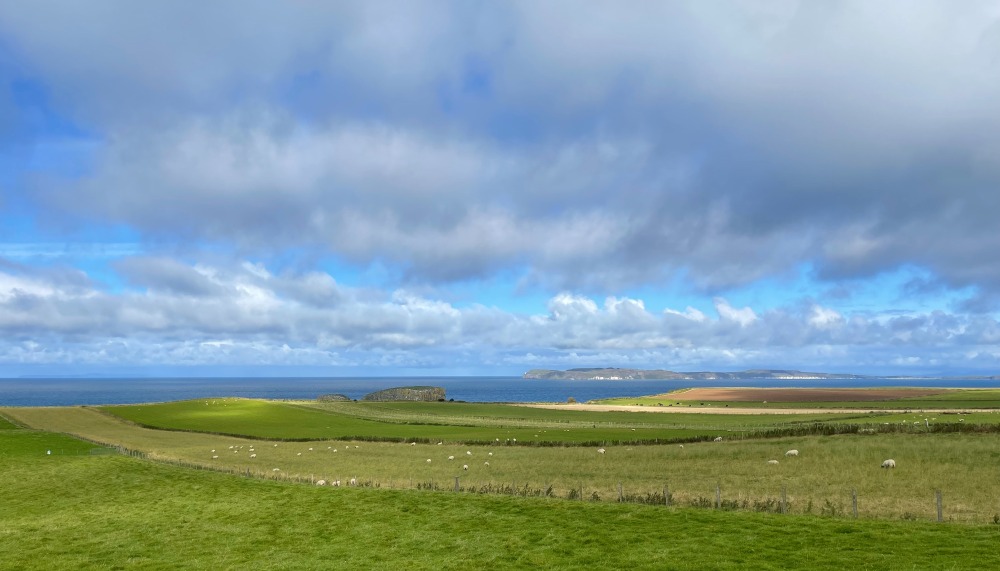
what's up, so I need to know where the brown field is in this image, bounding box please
[662,387,953,402]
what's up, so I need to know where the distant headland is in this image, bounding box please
[522,368,1000,381]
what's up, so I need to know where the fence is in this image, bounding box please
[30,432,993,525]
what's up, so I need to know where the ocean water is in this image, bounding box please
[1,376,999,407]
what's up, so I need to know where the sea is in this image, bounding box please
[2,376,1000,407]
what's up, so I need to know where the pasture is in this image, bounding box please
[594,387,1000,411]
[6,424,1000,570]
[7,399,1000,523]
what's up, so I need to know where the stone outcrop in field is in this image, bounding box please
[316,393,352,402]
[361,386,446,402]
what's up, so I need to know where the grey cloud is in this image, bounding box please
[7,2,1000,299]
[115,257,223,297]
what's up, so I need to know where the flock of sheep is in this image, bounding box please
[204,435,899,489]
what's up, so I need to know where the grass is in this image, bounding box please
[96,397,887,445]
[7,405,1000,522]
[4,425,1000,570]
[595,388,1000,410]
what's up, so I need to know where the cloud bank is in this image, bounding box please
[2,2,1000,374]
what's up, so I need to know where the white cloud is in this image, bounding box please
[713,298,757,327]
[808,305,843,329]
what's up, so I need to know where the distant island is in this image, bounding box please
[526,368,879,380]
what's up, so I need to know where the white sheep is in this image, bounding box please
[598,448,606,454]
[210,449,215,453]
[678,444,684,448]
[484,461,490,466]
[488,452,493,456]
[212,455,219,459]
[273,468,281,472]
[462,464,469,471]
[426,458,432,463]
[297,452,302,456]
[881,459,896,469]
[250,453,257,458]
[316,480,326,486]
[350,477,357,486]
[332,480,341,487]
[448,455,455,460]
[714,437,723,442]
[411,442,416,446]
[785,449,799,457]
[767,460,779,465]
[308,447,313,451]
[466,451,472,456]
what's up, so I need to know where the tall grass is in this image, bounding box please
[7,405,1000,522]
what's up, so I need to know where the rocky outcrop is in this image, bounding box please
[361,386,446,402]
[317,393,352,402]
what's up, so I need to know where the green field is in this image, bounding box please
[4,423,1000,570]
[8,400,1000,523]
[595,388,1000,410]
[96,397,891,444]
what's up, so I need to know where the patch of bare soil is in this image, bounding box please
[659,387,953,402]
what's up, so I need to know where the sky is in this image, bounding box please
[2,1,1000,378]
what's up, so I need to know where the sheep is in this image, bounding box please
[250,453,257,458]
[462,464,469,471]
[785,449,799,457]
[212,455,219,459]
[597,448,606,454]
[297,452,302,456]
[713,437,723,442]
[767,460,779,465]
[488,452,493,456]
[437,442,443,445]
[484,461,490,466]
[272,468,281,472]
[210,449,215,453]
[466,451,472,456]
[332,480,341,487]
[308,447,313,451]
[678,444,684,448]
[448,455,455,460]
[411,442,416,446]
[426,459,432,463]
[881,459,896,469]
[316,480,326,486]
[349,477,357,486]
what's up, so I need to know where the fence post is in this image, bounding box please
[851,489,858,519]
[715,483,721,509]
[664,485,670,506]
[454,477,460,492]
[936,490,943,522]
[618,482,623,502]
[781,486,787,514]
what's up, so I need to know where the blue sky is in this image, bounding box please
[3,1,1000,377]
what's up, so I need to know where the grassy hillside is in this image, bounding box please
[3,425,1000,570]
[7,405,1000,522]
[97,397,881,444]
